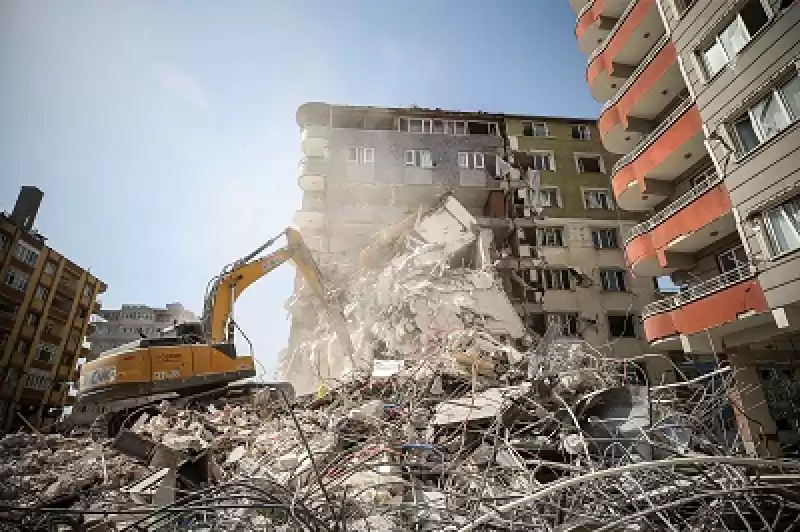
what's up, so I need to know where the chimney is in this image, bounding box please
[10,186,43,231]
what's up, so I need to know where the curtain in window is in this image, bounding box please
[734,117,759,153]
[781,76,800,120]
[766,200,800,254]
[720,17,749,60]
[752,92,790,140]
[419,150,432,168]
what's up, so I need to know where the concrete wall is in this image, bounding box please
[668,0,800,311]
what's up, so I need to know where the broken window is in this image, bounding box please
[522,121,548,137]
[543,269,572,290]
[600,269,628,291]
[576,155,603,173]
[608,314,637,338]
[530,152,554,171]
[583,189,613,210]
[592,228,619,249]
[547,313,580,337]
[3,268,29,292]
[467,121,489,135]
[405,150,433,168]
[571,124,591,140]
[535,227,564,247]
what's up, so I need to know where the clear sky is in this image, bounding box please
[0,1,602,376]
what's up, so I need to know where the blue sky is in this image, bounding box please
[0,1,602,375]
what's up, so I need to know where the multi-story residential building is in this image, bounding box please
[0,186,106,432]
[570,0,799,456]
[88,302,198,359]
[290,102,658,387]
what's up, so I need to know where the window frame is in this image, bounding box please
[529,186,562,208]
[591,228,620,249]
[522,121,549,137]
[583,188,614,210]
[574,153,606,174]
[571,124,591,140]
[717,245,749,273]
[762,196,800,257]
[529,150,555,171]
[697,0,770,80]
[608,313,638,338]
[347,146,374,164]
[543,268,573,290]
[4,267,30,292]
[730,73,800,155]
[13,241,39,267]
[600,268,629,292]
[404,149,434,169]
[547,313,581,337]
[535,226,565,247]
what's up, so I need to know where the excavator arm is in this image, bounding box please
[203,229,355,365]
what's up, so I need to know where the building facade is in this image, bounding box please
[88,303,198,359]
[570,0,799,456]
[0,187,106,432]
[291,103,658,379]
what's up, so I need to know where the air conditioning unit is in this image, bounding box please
[519,245,531,257]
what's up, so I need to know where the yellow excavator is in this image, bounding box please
[70,228,354,436]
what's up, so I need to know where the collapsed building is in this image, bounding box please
[2,192,799,531]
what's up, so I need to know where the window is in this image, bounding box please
[608,314,637,338]
[575,154,604,173]
[3,367,18,386]
[671,0,697,17]
[530,152,554,171]
[458,152,484,169]
[583,189,614,210]
[600,269,628,291]
[34,285,48,300]
[732,74,800,154]
[698,0,768,78]
[4,268,29,292]
[532,187,561,208]
[718,246,748,273]
[347,147,374,164]
[16,340,28,354]
[445,120,467,135]
[592,228,619,249]
[408,118,433,134]
[35,342,58,363]
[13,241,39,267]
[24,313,38,326]
[535,227,564,247]
[23,368,51,391]
[547,313,580,337]
[43,262,56,275]
[763,197,800,255]
[571,124,591,140]
[83,285,93,297]
[405,150,433,168]
[0,233,9,250]
[522,121,548,137]
[543,269,573,290]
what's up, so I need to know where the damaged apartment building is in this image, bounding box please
[0,187,106,433]
[571,0,800,456]
[291,102,659,378]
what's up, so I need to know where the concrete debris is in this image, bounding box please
[2,194,800,531]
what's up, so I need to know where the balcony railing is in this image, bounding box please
[612,98,694,176]
[576,0,596,22]
[601,34,670,114]
[642,264,756,319]
[625,166,721,243]
[587,0,638,66]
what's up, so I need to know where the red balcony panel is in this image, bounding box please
[652,185,733,254]
[624,232,654,267]
[643,312,677,341]
[576,0,606,40]
[587,0,656,87]
[599,42,677,137]
[611,105,702,199]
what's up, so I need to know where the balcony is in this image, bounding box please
[587,0,664,102]
[642,264,768,343]
[612,99,704,211]
[569,0,591,13]
[300,125,329,158]
[92,300,101,314]
[49,306,70,323]
[598,36,686,155]
[293,209,325,231]
[56,280,77,299]
[624,168,736,275]
[575,0,630,55]
[298,157,327,191]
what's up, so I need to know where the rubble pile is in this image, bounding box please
[2,194,800,530]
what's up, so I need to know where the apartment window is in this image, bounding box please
[82,285,93,297]
[23,368,51,391]
[43,262,56,275]
[532,187,561,208]
[24,313,38,326]
[535,227,564,247]
[543,269,573,290]
[718,245,748,273]
[405,150,433,168]
[16,339,28,354]
[671,0,697,17]
[575,154,604,173]
[458,152,485,169]
[600,269,628,291]
[34,285,48,300]
[698,0,768,79]
[0,233,9,250]
[347,147,374,164]
[530,152,554,171]
[732,74,800,154]
[592,228,620,249]
[408,118,433,134]
[35,342,58,363]
[445,120,467,135]
[763,196,800,256]
[571,124,591,140]
[4,268,29,292]
[522,121,548,137]
[547,313,580,337]
[583,189,614,210]
[608,314,637,338]
[13,241,39,267]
